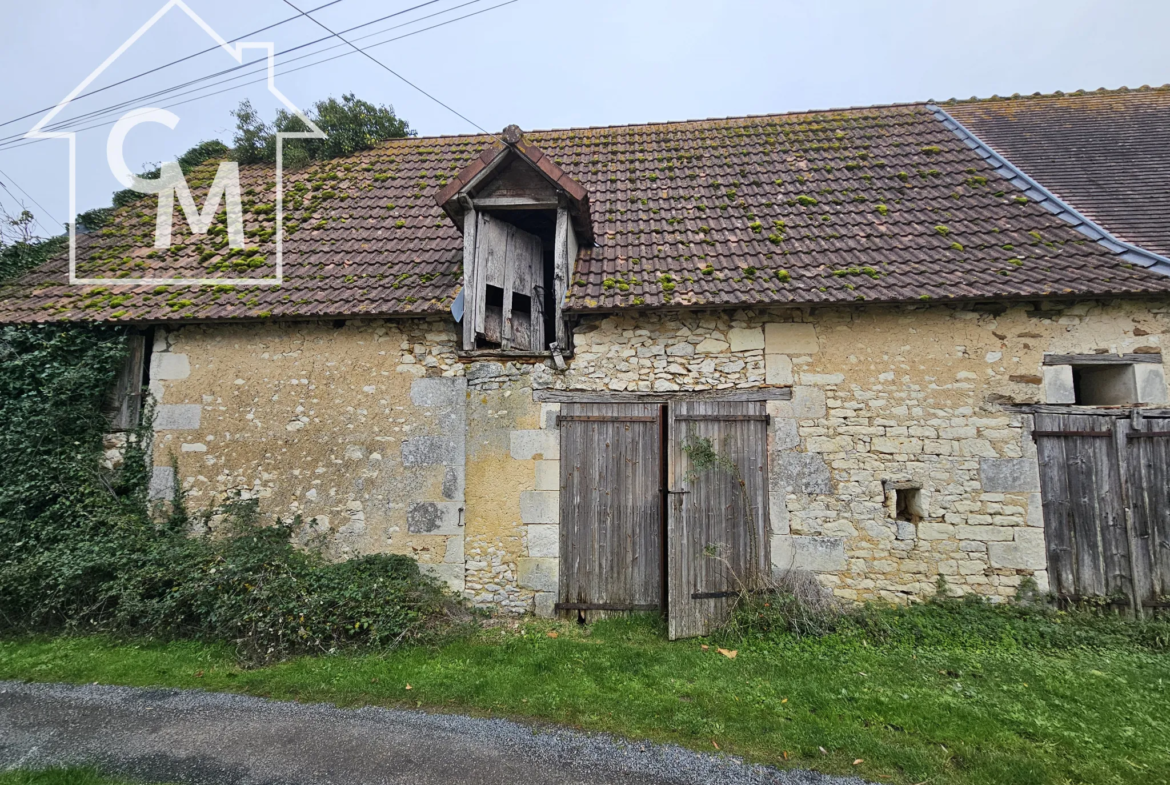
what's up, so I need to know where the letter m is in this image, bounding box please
[153,161,245,249]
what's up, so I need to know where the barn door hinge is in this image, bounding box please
[556,415,658,425]
[663,488,690,495]
[1031,429,1111,440]
[674,414,771,424]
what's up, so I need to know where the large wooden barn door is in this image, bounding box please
[1032,411,1170,615]
[558,403,664,620]
[666,401,769,640]
[1120,414,1170,606]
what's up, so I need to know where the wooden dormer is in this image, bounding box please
[436,126,592,354]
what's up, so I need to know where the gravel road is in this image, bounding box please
[0,680,871,785]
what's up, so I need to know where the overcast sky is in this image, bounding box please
[0,0,1167,234]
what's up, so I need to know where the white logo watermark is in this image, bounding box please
[26,0,325,286]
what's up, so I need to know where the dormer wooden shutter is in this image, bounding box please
[464,212,544,351]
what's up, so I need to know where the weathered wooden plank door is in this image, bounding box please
[1121,415,1170,605]
[473,213,543,351]
[1035,413,1134,603]
[559,403,663,620]
[667,400,769,640]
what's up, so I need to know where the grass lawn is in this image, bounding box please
[2,615,1168,785]
[0,770,152,785]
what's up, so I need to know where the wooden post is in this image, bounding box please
[553,206,571,351]
[461,205,479,351]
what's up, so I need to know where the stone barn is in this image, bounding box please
[3,87,1169,635]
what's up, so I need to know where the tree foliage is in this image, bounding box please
[232,93,412,167]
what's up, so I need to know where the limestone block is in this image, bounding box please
[520,490,559,523]
[764,323,819,354]
[401,436,460,466]
[895,521,917,540]
[799,373,844,386]
[872,436,923,455]
[518,558,559,592]
[407,502,463,535]
[422,563,464,593]
[533,591,557,618]
[1027,493,1044,527]
[666,343,695,358]
[765,353,793,385]
[917,522,955,540]
[696,338,730,354]
[980,458,1040,492]
[769,492,790,535]
[153,404,201,431]
[1043,365,1075,404]
[772,535,846,573]
[527,524,560,557]
[466,361,505,381]
[540,403,561,429]
[987,528,1047,570]
[510,429,560,461]
[535,460,560,491]
[770,452,832,495]
[148,466,175,500]
[771,418,799,450]
[152,353,190,380]
[956,525,1015,541]
[1135,363,1168,404]
[443,534,464,564]
[410,377,467,407]
[767,387,826,420]
[728,327,765,352]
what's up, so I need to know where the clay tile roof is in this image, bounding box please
[2,97,1169,325]
[946,86,1170,260]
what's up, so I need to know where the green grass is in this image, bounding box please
[0,770,158,785]
[2,614,1169,785]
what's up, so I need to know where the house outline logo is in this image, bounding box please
[26,0,326,287]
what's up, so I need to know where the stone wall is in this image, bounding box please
[146,298,1170,613]
[550,299,1170,602]
[148,317,468,592]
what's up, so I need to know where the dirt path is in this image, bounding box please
[0,681,867,785]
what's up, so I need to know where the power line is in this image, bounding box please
[0,0,473,149]
[282,0,497,137]
[0,0,348,133]
[0,1,516,154]
[0,167,58,235]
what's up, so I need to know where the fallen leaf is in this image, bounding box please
[781,697,788,704]
[819,747,828,756]
[782,751,789,760]
[370,677,379,684]
[712,740,720,750]
[853,759,864,766]
[547,631,558,638]
[701,644,709,651]
[405,684,412,690]
[194,670,203,678]
[716,648,738,659]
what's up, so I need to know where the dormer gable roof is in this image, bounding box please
[436,125,594,244]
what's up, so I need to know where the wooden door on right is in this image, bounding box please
[666,400,769,639]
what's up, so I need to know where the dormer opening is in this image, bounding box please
[436,125,593,356]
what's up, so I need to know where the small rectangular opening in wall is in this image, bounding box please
[1072,363,1137,406]
[895,487,922,522]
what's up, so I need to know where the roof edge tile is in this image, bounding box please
[928,103,1170,278]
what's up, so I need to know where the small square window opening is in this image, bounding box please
[895,487,922,522]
